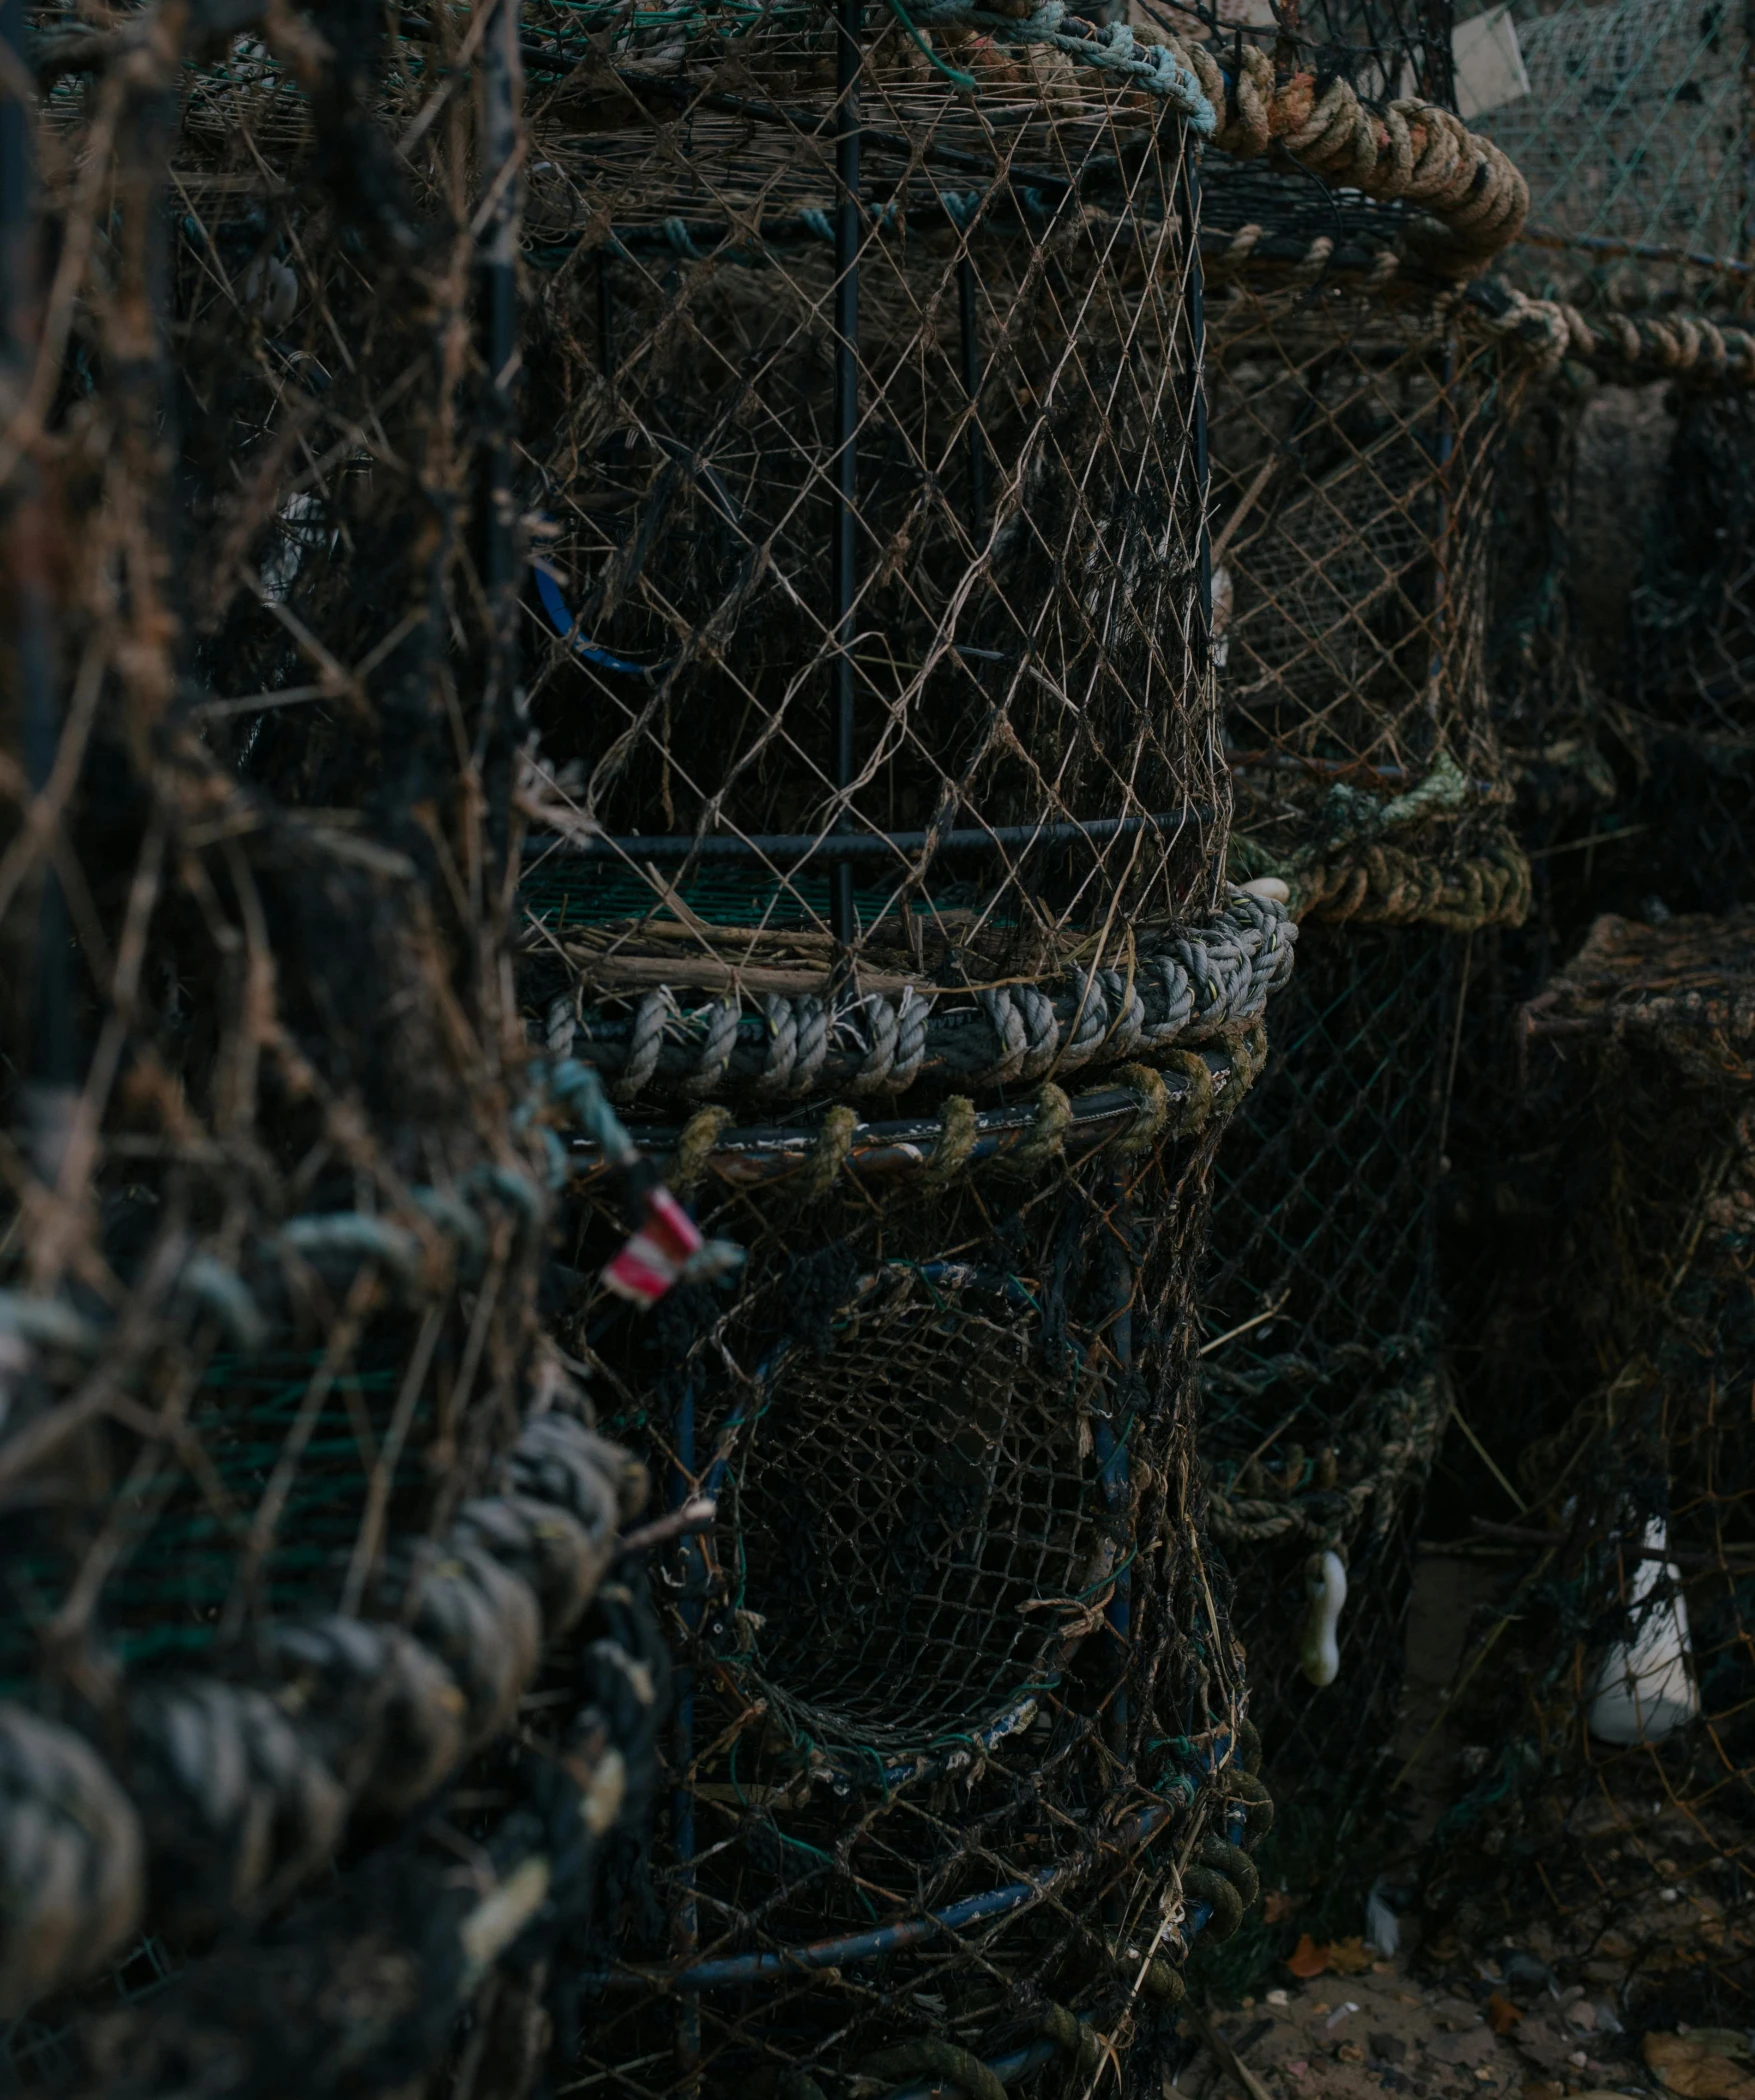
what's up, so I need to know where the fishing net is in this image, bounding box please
[517,1,1227,1085]
[0,0,684,2087]
[1208,276,1534,934]
[1469,0,1754,307]
[1424,911,1755,2015]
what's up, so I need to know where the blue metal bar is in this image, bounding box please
[666,1801,1181,1991]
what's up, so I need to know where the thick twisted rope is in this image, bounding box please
[554,892,1296,1108]
[1467,274,1755,391]
[1206,1368,1447,1552]
[0,1413,647,2013]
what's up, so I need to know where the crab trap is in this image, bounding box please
[1197,923,1461,1794]
[1425,912,1755,2008]
[0,0,676,2089]
[548,1109,1279,2099]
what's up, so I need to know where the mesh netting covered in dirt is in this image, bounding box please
[0,0,688,2089]
[1424,911,1755,2015]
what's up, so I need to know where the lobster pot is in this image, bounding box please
[555,1106,1270,2100]
[0,9,665,2093]
[1425,911,1755,1995]
[1204,252,1529,931]
[518,10,1226,1068]
[1473,0,1753,305]
[1198,926,1460,1792]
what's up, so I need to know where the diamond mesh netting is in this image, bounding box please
[515,3,1233,1108]
[1470,0,1754,305]
[1199,924,1460,1785]
[1209,277,1534,933]
[1424,912,1755,2016]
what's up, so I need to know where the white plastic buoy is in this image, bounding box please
[1299,1550,1347,1688]
[1587,1516,1698,1744]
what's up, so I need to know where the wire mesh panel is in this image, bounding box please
[1424,912,1755,2015]
[1471,0,1754,302]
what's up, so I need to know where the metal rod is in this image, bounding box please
[829,0,861,947]
[522,805,1209,862]
[564,1061,1248,1194]
[1518,222,1755,281]
[957,251,986,542]
[665,1801,1179,1990]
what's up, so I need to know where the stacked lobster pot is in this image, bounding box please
[1423,910,1755,2001]
[1465,0,1755,909]
[0,0,699,2093]
[1186,0,1539,1809]
[1410,0,1755,1993]
[511,1,1300,2092]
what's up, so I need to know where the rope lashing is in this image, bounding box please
[1468,274,1755,391]
[882,12,1525,262]
[900,0,1215,127]
[1205,1368,1447,1549]
[553,892,1296,1107]
[0,1058,737,1377]
[0,1707,144,2017]
[0,1413,647,2008]
[562,1032,1271,1192]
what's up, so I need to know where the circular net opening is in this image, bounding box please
[730,1281,1098,1755]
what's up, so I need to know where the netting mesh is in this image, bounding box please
[1425,913,1755,2014]
[1207,277,1532,929]
[517,16,1223,1063]
[1471,0,1754,300]
[1199,924,1459,1780]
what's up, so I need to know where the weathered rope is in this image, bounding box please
[0,1413,646,2011]
[1206,1367,1447,1552]
[566,1028,1271,1197]
[1292,840,1533,932]
[552,892,1297,1107]
[845,5,1527,262]
[1165,32,1527,265]
[58,1585,668,2100]
[1467,274,1755,391]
